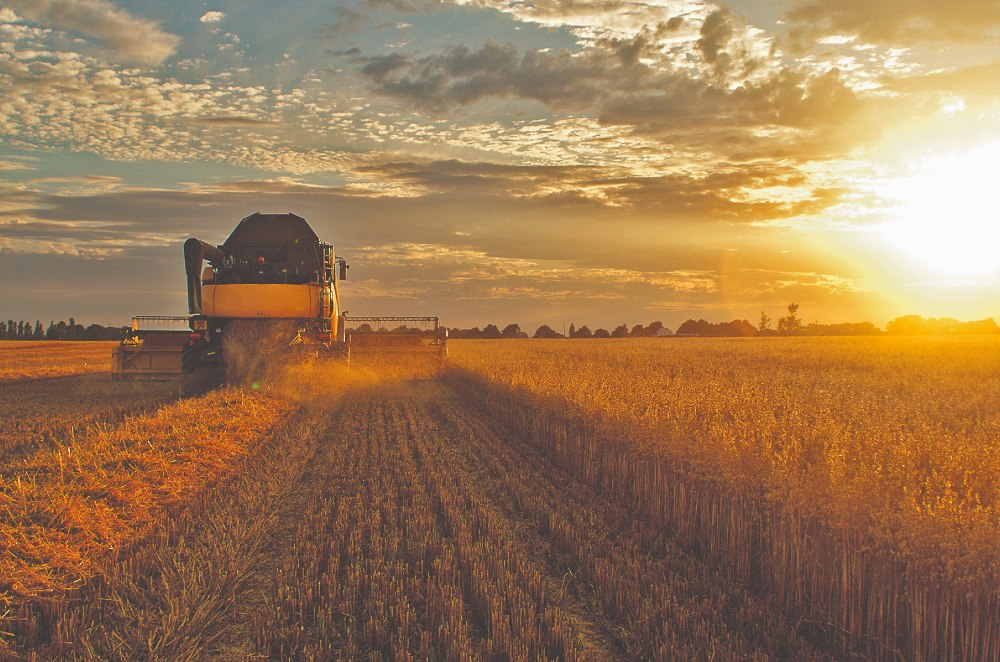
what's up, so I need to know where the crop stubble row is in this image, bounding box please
[0,375,177,462]
[8,378,837,660]
[0,386,294,656]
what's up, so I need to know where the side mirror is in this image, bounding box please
[339,262,349,280]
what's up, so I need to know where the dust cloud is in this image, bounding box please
[220,320,442,404]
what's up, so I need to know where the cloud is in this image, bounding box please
[322,6,366,37]
[199,11,226,24]
[0,171,877,328]
[787,0,1000,43]
[697,9,732,66]
[360,39,654,110]
[357,35,880,162]
[885,62,1000,99]
[3,0,180,66]
[194,116,282,126]
[0,160,37,172]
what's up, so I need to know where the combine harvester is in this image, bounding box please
[111,212,446,385]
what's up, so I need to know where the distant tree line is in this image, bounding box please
[447,321,673,339]
[0,318,126,341]
[5,310,997,342]
[449,306,1000,339]
[885,315,998,335]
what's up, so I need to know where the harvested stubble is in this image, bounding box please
[9,365,852,660]
[0,375,177,462]
[0,386,294,655]
[447,337,1000,661]
[0,341,117,382]
[253,383,827,660]
[26,401,332,660]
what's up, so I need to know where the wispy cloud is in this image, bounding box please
[194,116,282,126]
[787,0,1000,43]
[3,0,181,65]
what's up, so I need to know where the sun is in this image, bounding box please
[876,143,1000,278]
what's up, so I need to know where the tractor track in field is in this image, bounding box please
[35,378,835,660]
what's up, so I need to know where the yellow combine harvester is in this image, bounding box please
[111,212,446,383]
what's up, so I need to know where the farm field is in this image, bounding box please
[0,341,118,382]
[1,338,997,660]
[449,337,1000,660]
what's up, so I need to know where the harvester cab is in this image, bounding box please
[110,212,446,383]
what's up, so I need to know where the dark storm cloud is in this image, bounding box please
[787,0,1000,43]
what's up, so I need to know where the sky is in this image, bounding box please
[2,0,1000,331]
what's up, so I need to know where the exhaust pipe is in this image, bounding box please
[184,238,226,314]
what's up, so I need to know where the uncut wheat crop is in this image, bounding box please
[447,336,1000,661]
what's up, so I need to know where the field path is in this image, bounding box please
[49,379,833,660]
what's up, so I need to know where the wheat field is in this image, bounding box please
[448,337,1000,660]
[0,338,996,660]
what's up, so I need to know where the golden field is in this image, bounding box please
[0,338,996,660]
[0,341,118,382]
[448,337,1000,660]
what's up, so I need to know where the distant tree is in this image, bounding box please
[593,328,610,338]
[676,319,707,336]
[576,325,593,338]
[33,321,43,339]
[886,315,930,335]
[501,323,521,338]
[611,324,629,338]
[886,315,998,335]
[727,319,757,337]
[965,318,999,334]
[676,318,757,337]
[629,324,645,338]
[83,324,105,340]
[645,321,664,337]
[533,324,563,339]
[482,324,502,339]
[758,312,771,333]
[777,303,802,334]
[567,323,576,338]
[800,322,880,336]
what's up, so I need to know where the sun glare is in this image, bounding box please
[877,143,1000,277]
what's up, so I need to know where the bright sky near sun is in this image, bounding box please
[2,0,1000,329]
